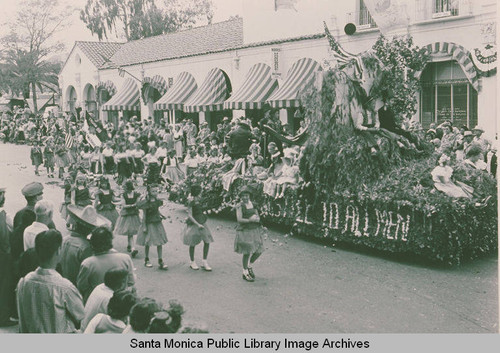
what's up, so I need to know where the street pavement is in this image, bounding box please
[0,142,498,333]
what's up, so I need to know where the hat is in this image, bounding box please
[463,131,473,137]
[472,125,485,132]
[67,205,111,229]
[425,129,436,136]
[239,186,252,196]
[223,117,230,122]
[21,182,43,197]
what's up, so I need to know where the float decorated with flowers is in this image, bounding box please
[169,26,497,266]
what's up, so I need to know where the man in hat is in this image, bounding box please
[227,119,254,160]
[60,205,110,285]
[13,182,55,230]
[472,125,490,159]
[0,186,17,327]
[197,121,211,145]
[77,227,135,303]
[17,229,84,333]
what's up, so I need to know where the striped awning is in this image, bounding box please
[101,78,140,111]
[96,80,117,96]
[154,72,197,111]
[418,42,479,91]
[224,63,278,110]
[142,75,168,95]
[183,68,231,113]
[267,58,321,108]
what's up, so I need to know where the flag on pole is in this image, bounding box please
[85,111,108,142]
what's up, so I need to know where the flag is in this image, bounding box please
[85,111,108,142]
[65,133,74,149]
[362,0,410,35]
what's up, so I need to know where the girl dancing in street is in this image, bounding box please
[137,185,168,270]
[115,180,141,257]
[234,186,265,282]
[182,185,213,271]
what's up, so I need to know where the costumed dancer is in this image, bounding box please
[182,185,213,271]
[54,139,69,179]
[90,146,104,180]
[161,149,185,185]
[102,142,115,175]
[116,145,134,185]
[143,147,161,186]
[234,187,265,282]
[30,140,43,176]
[94,176,119,230]
[114,180,141,257]
[80,145,93,174]
[43,138,55,178]
[132,143,145,177]
[72,174,93,207]
[136,185,168,270]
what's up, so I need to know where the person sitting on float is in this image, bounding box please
[262,142,284,197]
[248,142,264,170]
[274,149,300,199]
[207,147,220,165]
[431,154,473,199]
[195,145,207,164]
[184,147,199,176]
[471,125,490,159]
[436,121,457,154]
[464,144,488,171]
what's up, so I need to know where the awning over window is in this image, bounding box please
[183,68,231,113]
[101,78,140,111]
[267,58,321,108]
[416,42,479,91]
[224,63,278,110]
[154,72,197,111]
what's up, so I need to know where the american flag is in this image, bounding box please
[65,133,74,149]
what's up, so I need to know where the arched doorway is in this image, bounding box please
[66,85,77,114]
[142,75,168,125]
[83,83,97,118]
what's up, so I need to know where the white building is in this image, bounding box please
[59,0,497,139]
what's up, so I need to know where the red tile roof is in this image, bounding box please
[108,18,244,67]
[75,41,123,67]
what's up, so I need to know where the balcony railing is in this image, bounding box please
[415,0,472,22]
[346,8,377,30]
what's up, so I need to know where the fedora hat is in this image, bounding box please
[67,205,111,229]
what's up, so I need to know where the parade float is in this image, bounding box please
[170,26,497,266]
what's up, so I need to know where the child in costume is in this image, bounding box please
[115,180,141,257]
[182,185,213,271]
[136,185,168,270]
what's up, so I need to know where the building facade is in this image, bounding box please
[59,0,497,139]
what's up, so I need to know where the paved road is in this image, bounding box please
[0,143,498,333]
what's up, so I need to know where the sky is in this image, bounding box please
[0,0,243,56]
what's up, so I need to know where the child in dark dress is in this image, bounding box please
[182,185,213,271]
[136,185,168,270]
[30,141,43,175]
[115,180,141,257]
[95,176,119,230]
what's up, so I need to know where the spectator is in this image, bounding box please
[77,226,135,303]
[23,200,54,251]
[60,205,110,285]
[123,297,162,333]
[81,268,129,330]
[16,230,84,333]
[84,289,137,333]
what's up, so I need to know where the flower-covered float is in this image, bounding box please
[170,26,497,266]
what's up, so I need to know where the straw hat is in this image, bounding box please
[67,205,111,229]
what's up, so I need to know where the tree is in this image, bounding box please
[80,0,214,41]
[0,0,69,113]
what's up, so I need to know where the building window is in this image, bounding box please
[433,0,458,16]
[359,0,376,27]
[420,60,477,129]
